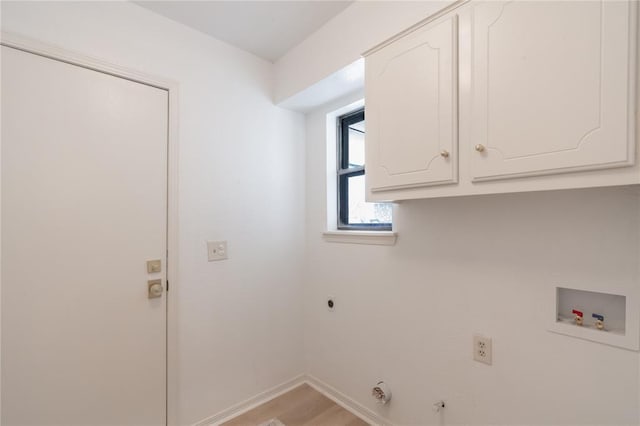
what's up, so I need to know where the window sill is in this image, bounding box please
[322,230,397,246]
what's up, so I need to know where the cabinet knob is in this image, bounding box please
[440,150,450,158]
[475,144,486,152]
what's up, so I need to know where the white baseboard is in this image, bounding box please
[304,374,390,426]
[192,373,391,426]
[193,374,307,426]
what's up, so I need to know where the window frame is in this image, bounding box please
[337,108,392,231]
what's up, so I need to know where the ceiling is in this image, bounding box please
[134,1,353,62]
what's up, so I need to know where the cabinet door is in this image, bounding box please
[469,0,635,181]
[366,15,458,196]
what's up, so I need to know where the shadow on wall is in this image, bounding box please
[391,186,640,270]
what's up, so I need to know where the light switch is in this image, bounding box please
[207,240,228,261]
[147,259,161,273]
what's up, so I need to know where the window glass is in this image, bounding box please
[337,109,392,230]
[346,175,393,225]
[348,123,365,167]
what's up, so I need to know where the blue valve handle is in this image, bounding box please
[592,313,604,321]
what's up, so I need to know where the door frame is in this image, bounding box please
[0,31,180,426]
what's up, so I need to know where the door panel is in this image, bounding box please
[366,15,458,194]
[470,0,634,181]
[2,46,168,425]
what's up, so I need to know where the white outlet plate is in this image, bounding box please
[473,335,492,365]
[207,240,228,261]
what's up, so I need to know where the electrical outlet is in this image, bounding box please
[473,335,492,365]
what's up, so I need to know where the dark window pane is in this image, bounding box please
[337,108,392,230]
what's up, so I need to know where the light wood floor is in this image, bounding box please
[222,384,369,426]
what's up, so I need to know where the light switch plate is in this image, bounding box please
[207,240,228,261]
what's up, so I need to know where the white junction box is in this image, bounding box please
[207,240,228,261]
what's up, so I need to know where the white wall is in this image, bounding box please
[273,1,454,104]
[1,2,305,424]
[304,94,640,425]
[4,1,640,425]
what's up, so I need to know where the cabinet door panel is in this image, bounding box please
[470,0,635,181]
[366,16,457,194]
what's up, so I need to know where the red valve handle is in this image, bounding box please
[572,309,583,318]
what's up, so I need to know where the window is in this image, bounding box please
[337,109,392,230]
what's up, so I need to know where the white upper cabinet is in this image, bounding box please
[365,15,458,194]
[363,0,639,201]
[470,0,635,181]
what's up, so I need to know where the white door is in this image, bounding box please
[2,46,168,425]
[469,0,634,181]
[365,15,458,196]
